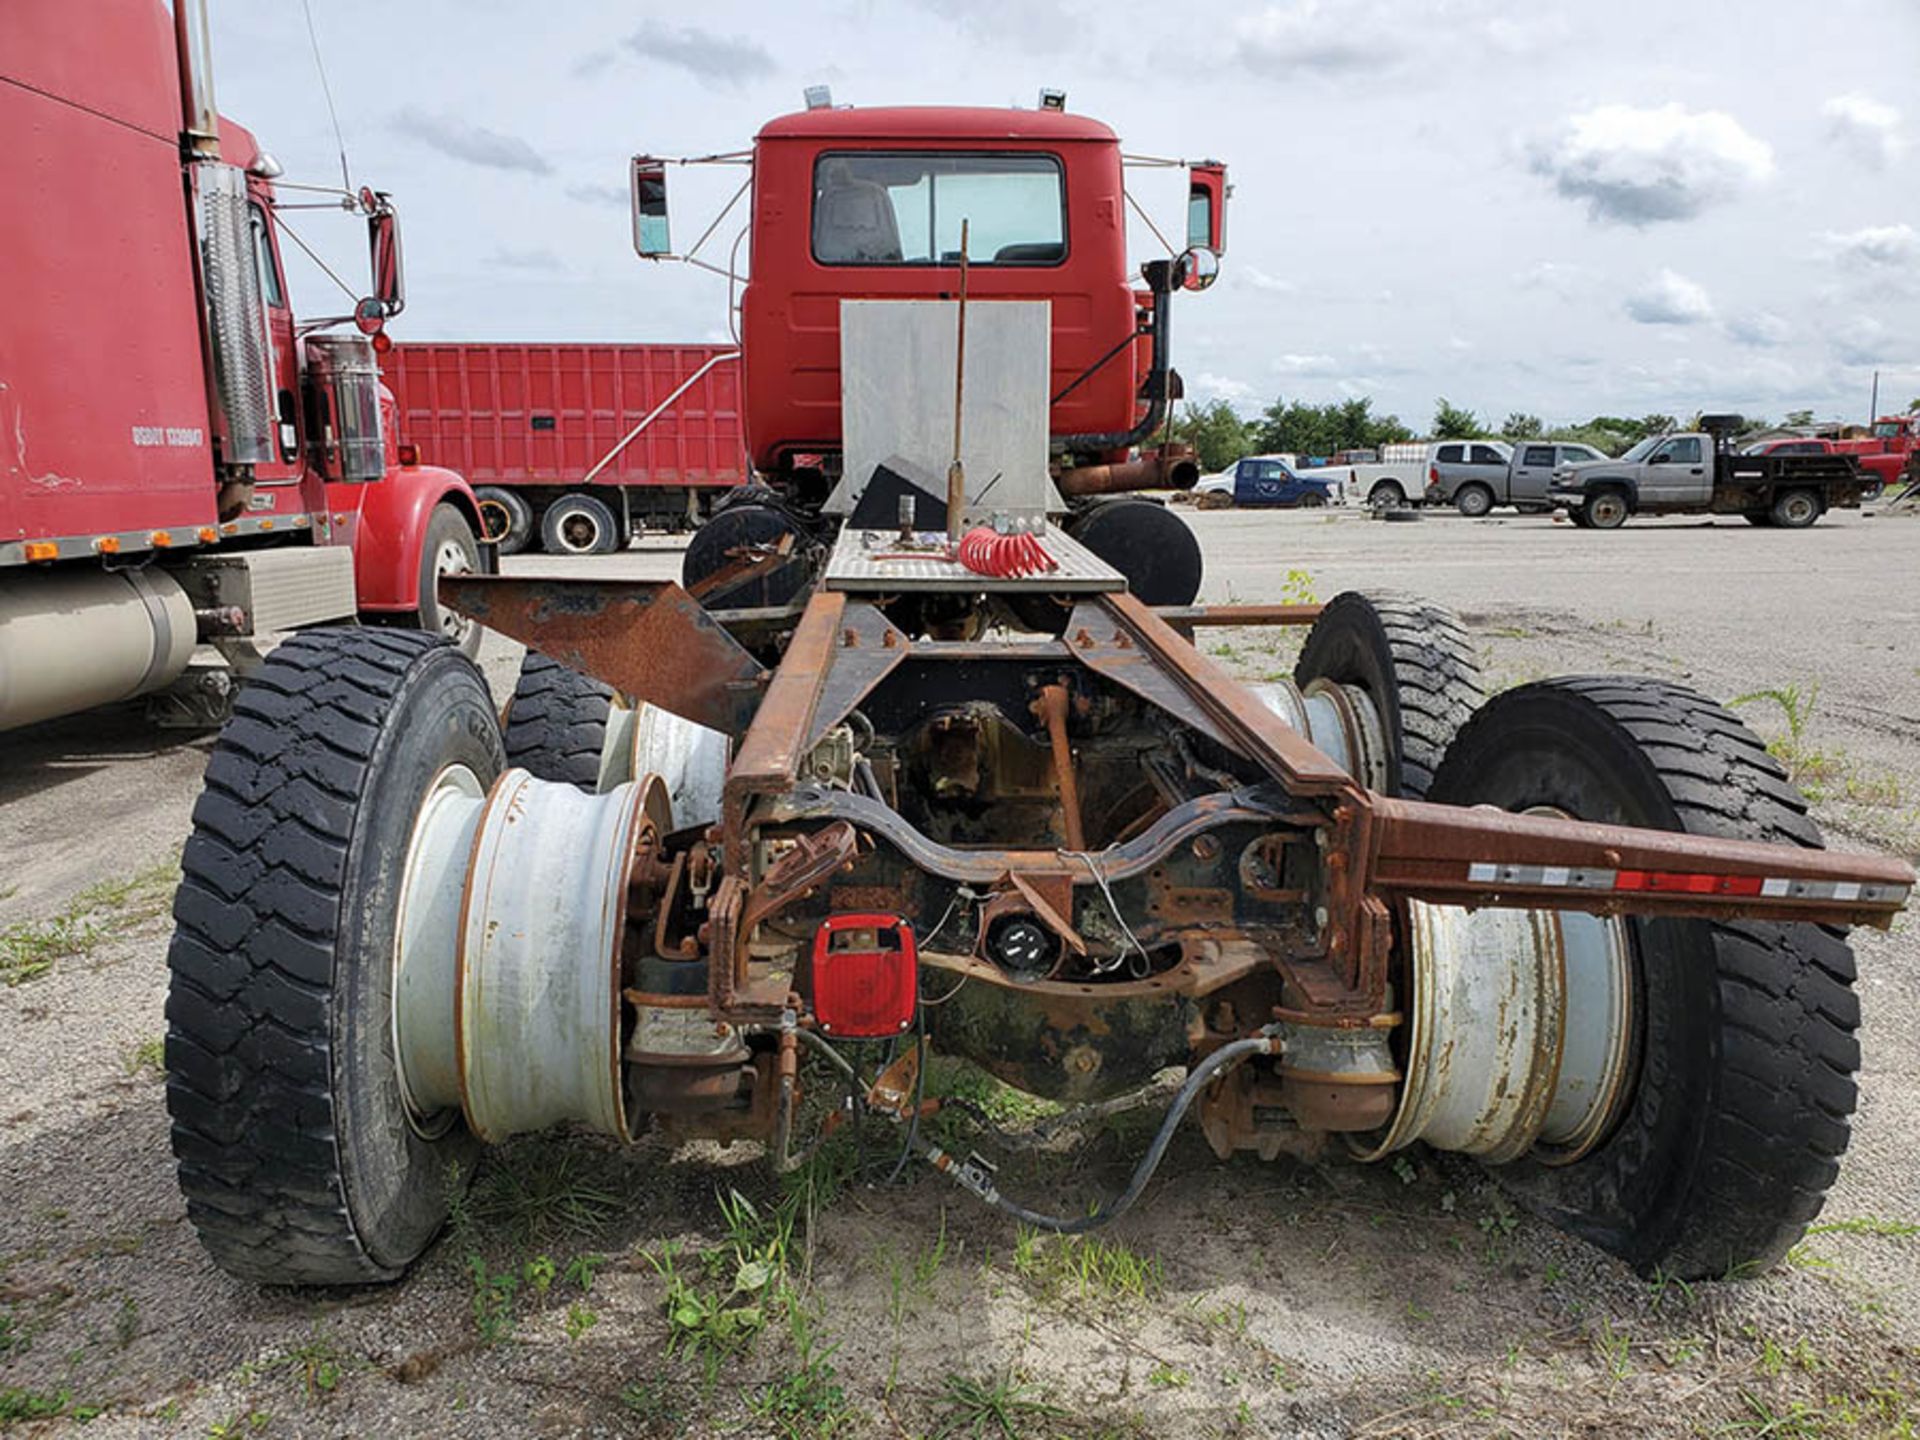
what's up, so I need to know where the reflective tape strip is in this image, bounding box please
[1464,862,1907,907]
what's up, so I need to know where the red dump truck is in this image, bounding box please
[383,342,748,554]
[0,0,484,734]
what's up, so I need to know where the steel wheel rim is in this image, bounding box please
[434,539,476,644]
[391,763,488,1139]
[1592,495,1625,526]
[557,509,602,554]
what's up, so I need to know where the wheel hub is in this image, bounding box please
[1355,898,1636,1166]
[392,766,657,1143]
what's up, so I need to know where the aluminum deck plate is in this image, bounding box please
[823,525,1125,593]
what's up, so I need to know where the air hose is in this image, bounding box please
[918,1028,1282,1234]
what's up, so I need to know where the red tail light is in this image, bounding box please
[396,443,420,466]
[811,914,917,1038]
[1429,464,1439,484]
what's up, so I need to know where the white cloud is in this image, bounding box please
[1235,1,1401,76]
[391,109,551,175]
[1270,353,1340,375]
[1822,94,1907,169]
[1727,312,1791,348]
[1191,372,1256,406]
[566,182,629,208]
[491,247,564,272]
[1529,104,1774,225]
[1832,316,1911,367]
[1821,223,1920,269]
[607,22,777,86]
[1239,265,1297,294]
[1623,269,1714,325]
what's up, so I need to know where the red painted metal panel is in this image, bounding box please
[381,344,748,491]
[739,123,1138,472]
[0,0,219,545]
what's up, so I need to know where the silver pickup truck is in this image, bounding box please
[1548,420,1870,529]
[1425,440,1609,516]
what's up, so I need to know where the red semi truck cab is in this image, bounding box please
[634,102,1227,500]
[0,0,483,733]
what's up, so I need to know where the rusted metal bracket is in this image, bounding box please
[1364,795,1912,929]
[1155,602,1324,641]
[439,575,765,735]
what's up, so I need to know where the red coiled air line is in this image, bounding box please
[956,526,1058,579]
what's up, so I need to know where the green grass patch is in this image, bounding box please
[1,857,178,986]
[1010,1226,1162,1305]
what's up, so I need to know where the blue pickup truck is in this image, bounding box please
[1193,455,1338,509]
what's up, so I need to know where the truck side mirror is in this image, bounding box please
[1177,247,1219,292]
[631,158,671,257]
[364,191,404,318]
[1188,162,1228,254]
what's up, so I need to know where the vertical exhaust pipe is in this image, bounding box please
[174,0,222,160]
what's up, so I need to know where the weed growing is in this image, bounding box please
[0,856,178,985]
[932,1371,1064,1439]
[1010,1226,1162,1306]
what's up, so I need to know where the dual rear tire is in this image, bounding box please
[1428,678,1858,1277]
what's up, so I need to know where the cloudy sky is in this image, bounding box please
[212,0,1919,431]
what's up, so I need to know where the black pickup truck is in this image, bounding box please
[1548,415,1871,529]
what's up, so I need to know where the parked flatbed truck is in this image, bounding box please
[1549,415,1870,529]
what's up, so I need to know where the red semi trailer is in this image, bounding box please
[382,342,747,555]
[0,0,485,734]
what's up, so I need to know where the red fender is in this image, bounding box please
[329,463,483,612]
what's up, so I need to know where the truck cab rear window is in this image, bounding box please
[811,152,1066,267]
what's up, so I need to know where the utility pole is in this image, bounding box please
[1869,369,1879,427]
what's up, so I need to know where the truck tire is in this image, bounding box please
[683,501,817,609]
[1066,497,1203,607]
[503,651,617,792]
[1567,507,1593,529]
[1770,488,1822,529]
[1196,489,1233,510]
[417,503,483,657]
[166,629,501,1284]
[475,486,533,555]
[541,493,620,555]
[1367,480,1408,510]
[1454,483,1494,518]
[1294,591,1485,799]
[1582,490,1630,530]
[1428,677,1857,1279]
[1743,512,1773,527]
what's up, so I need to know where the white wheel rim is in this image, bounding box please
[434,539,476,644]
[556,508,603,554]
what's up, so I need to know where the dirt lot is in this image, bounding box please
[3,507,1917,1437]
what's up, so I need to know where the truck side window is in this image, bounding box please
[812,152,1066,267]
[249,204,285,309]
[1436,444,1464,463]
[1523,445,1555,466]
[1469,444,1505,465]
[1666,437,1701,464]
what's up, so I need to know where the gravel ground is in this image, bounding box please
[2,507,1916,1437]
